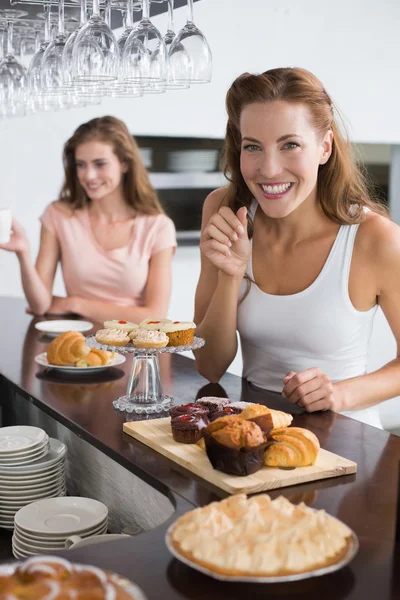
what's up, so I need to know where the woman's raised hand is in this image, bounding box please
[200,206,250,278]
[0,219,29,255]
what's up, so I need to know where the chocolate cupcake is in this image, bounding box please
[210,407,237,422]
[169,403,209,420]
[171,414,208,444]
[203,418,267,476]
[196,397,230,415]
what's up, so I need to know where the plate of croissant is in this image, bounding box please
[35,331,126,372]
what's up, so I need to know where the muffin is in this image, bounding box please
[240,404,274,435]
[104,320,138,333]
[203,416,267,476]
[129,329,168,348]
[171,414,208,444]
[160,321,196,346]
[196,396,231,415]
[95,328,130,347]
[169,403,209,420]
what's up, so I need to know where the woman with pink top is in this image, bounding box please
[0,116,176,322]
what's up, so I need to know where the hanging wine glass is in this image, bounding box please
[163,0,189,90]
[0,9,29,118]
[169,0,212,84]
[41,0,70,94]
[72,0,120,83]
[122,0,167,86]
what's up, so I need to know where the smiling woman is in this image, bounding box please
[194,67,400,425]
[0,116,176,323]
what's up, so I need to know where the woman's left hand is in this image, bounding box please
[282,368,345,412]
[47,296,81,316]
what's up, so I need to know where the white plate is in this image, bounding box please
[0,446,49,466]
[0,427,47,454]
[0,468,64,485]
[15,523,108,546]
[0,439,66,473]
[35,320,94,335]
[35,352,126,372]
[0,438,49,458]
[15,497,108,535]
[0,484,66,504]
[165,527,360,583]
[0,474,65,494]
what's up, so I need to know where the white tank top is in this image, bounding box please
[237,201,379,394]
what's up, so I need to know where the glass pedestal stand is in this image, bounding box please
[86,335,205,414]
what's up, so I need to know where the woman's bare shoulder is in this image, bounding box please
[357,211,400,267]
[202,187,229,218]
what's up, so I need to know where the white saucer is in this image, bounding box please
[15,497,108,535]
[0,427,47,454]
[35,352,126,372]
[0,438,66,474]
[35,320,94,335]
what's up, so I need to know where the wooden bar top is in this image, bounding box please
[0,297,400,599]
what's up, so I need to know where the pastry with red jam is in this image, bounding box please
[104,320,138,333]
[171,414,208,444]
[169,402,209,420]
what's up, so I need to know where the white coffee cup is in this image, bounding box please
[65,533,129,549]
[0,208,12,244]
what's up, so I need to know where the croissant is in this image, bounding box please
[75,349,112,368]
[47,331,90,366]
[264,427,320,468]
[269,409,293,430]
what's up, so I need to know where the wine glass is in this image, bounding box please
[168,0,212,84]
[41,0,70,94]
[163,0,189,89]
[72,0,120,83]
[0,9,29,118]
[122,0,167,86]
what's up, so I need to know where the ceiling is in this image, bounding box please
[0,0,201,31]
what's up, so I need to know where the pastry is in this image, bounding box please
[203,417,267,476]
[129,329,168,348]
[196,396,230,415]
[95,328,130,347]
[47,331,90,366]
[0,555,133,599]
[270,409,293,430]
[240,404,274,434]
[104,320,138,333]
[75,348,112,368]
[139,318,172,330]
[160,321,196,346]
[171,414,208,444]
[225,401,255,414]
[210,407,237,421]
[264,427,320,468]
[169,403,209,420]
[168,494,353,578]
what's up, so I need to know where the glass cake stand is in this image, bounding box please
[86,335,205,414]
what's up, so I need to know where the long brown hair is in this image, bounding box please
[222,67,387,234]
[59,116,163,215]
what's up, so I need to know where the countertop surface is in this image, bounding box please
[1,297,400,599]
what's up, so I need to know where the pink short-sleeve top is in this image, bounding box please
[40,202,177,307]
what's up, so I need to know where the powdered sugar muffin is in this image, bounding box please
[129,329,168,348]
[139,318,172,330]
[104,320,138,333]
[95,328,130,347]
[160,321,196,346]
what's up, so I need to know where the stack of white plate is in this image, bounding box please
[0,426,49,466]
[0,436,67,530]
[12,497,108,558]
[167,149,219,173]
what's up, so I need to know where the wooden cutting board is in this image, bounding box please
[123,417,357,495]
